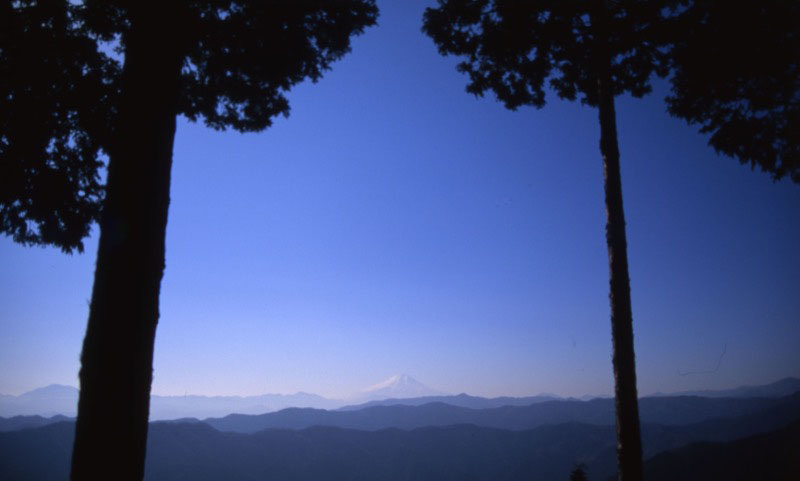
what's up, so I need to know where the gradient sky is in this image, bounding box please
[1,0,799,400]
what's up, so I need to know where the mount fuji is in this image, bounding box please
[355,374,443,401]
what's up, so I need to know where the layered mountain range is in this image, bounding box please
[0,374,440,419]
[3,375,798,420]
[2,388,799,481]
[0,380,800,481]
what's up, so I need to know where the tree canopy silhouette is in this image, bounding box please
[423,1,678,480]
[1,1,378,480]
[570,463,589,481]
[1,1,114,252]
[666,0,799,183]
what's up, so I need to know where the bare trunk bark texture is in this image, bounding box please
[594,2,645,481]
[71,5,185,480]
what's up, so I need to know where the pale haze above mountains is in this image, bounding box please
[2,375,800,421]
[0,374,439,419]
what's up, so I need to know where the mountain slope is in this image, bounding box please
[0,421,637,481]
[0,385,79,417]
[632,420,800,481]
[355,374,442,401]
[206,393,799,433]
[658,377,800,399]
[0,415,72,432]
[4,400,800,481]
[339,392,561,411]
[4,377,796,419]
[0,421,614,481]
[0,421,74,481]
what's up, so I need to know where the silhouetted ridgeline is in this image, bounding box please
[609,420,800,481]
[205,393,796,433]
[1,422,614,481]
[0,415,72,432]
[650,377,800,399]
[3,377,798,419]
[4,391,796,435]
[338,393,562,411]
[1,392,799,481]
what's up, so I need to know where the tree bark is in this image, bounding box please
[71,5,185,481]
[594,3,645,481]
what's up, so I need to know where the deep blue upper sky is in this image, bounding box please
[1,0,798,399]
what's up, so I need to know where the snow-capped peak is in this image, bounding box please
[357,374,441,400]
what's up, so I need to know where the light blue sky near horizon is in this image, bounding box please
[1,0,799,399]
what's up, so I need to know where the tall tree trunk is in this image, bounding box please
[71,5,185,480]
[594,3,645,481]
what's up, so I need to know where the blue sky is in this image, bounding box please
[1,0,798,399]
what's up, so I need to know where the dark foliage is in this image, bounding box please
[667,0,800,182]
[3,2,377,480]
[1,0,378,251]
[571,463,589,481]
[0,1,117,252]
[422,3,797,477]
[421,2,685,480]
[78,0,378,135]
[421,0,677,109]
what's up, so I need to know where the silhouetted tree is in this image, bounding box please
[1,1,114,252]
[666,0,799,183]
[1,1,378,480]
[570,463,589,481]
[423,2,677,480]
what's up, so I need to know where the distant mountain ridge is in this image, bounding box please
[354,374,442,401]
[653,377,800,399]
[0,385,79,418]
[2,376,797,420]
[0,415,72,432]
[0,385,342,419]
[148,391,342,420]
[339,392,561,411]
[204,392,800,434]
[2,394,799,481]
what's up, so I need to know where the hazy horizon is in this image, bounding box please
[1,372,580,399]
[2,0,799,403]
[5,373,800,402]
